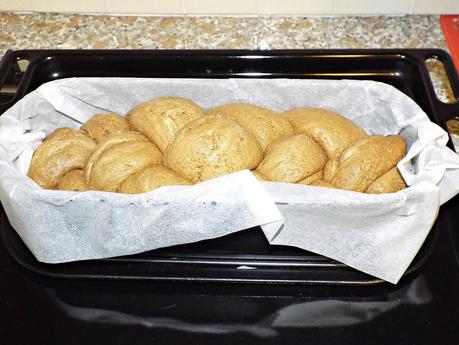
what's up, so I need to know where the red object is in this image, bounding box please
[440,15,459,72]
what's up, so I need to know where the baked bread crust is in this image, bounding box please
[323,159,339,182]
[310,180,336,189]
[257,134,327,183]
[128,97,204,153]
[252,170,267,181]
[331,135,406,192]
[164,114,263,182]
[28,100,408,196]
[118,165,191,194]
[85,132,162,191]
[81,113,130,143]
[84,131,150,182]
[298,170,324,185]
[57,169,89,192]
[28,128,96,189]
[283,107,367,159]
[207,103,293,150]
[366,167,407,194]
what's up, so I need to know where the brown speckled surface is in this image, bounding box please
[0,13,455,102]
[0,13,449,52]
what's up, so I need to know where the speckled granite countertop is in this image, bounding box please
[0,13,448,51]
[0,13,455,102]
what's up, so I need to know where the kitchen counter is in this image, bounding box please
[0,13,455,103]
[0,13,448,51]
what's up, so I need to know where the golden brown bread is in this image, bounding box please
[57,169,89,192]
[331,135,407,192]
[30,98,408,195]
[85,132,163,192]
[310,180,336,189]
[366,167,407,194]
[338,136,377,162]
[128,97,204,153]
[323,160,339,182]
[28,128,96,189]
[298,170,324,185]
[84,131,150,182]
[252,170,267,181]
[257,134,327,183]
[163,114,263,183]
[118,165,192,194]
[80,113,130,143]
[207,103,293,150]
[283,107,367,159]
[45,127,84,141]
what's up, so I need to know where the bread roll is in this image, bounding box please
[257,134,327,183]
[283,107,367,159]
[323,160,338,182]
[338,136,377,162]
[128,97,204,152]
[81,113,130,143]
[85,132,162,192]
[366,167,407,194]
[310,180,336,189]
[57,169,89,192]
[207,103,293,150]
[118,165,191,194]
[298,170,324,185]
[164,114,263,182]
[45,127,85,141]
[84,131,150,182]
[252,170,267,181]
[331,135,406,192]
[28,128,96,189]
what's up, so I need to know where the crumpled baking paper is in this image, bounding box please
[1,77,459,284]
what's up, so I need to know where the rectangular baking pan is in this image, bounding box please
[0,49,458,285]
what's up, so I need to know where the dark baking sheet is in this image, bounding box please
[0,49,458,285]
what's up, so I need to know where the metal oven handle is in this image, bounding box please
[0,50,34,115]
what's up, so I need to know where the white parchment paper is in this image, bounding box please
[1,77,459,284]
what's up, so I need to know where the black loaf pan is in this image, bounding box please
[0,49,458,285]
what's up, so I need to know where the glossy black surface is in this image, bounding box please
[1,49,459,343]
[0,207,438,285]
[1,201,459,344]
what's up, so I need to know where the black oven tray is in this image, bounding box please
[0,49,458,285]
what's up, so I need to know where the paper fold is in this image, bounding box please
[0,165,283,263]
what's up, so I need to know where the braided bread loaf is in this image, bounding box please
[28,128,96,189]
[27,97,407,195]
